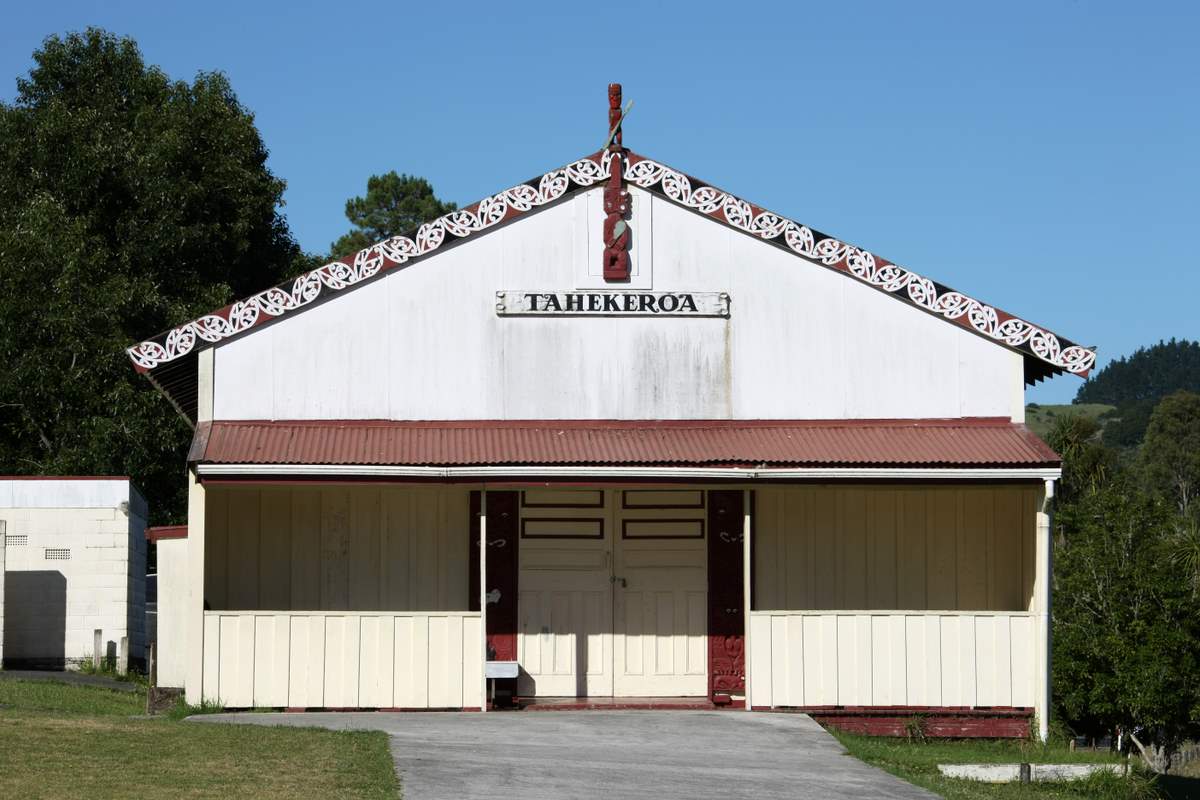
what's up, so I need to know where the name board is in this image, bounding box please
[496,290,729,318]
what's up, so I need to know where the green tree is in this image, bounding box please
[1140,391,1200,519]
[1043,413,1116,504]
[1053,479,1200,770]
[0,29,299,522]
[330,172,456,258]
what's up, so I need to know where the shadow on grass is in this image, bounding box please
[1159,774,1200,800]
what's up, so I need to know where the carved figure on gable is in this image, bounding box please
[604,83,631,281]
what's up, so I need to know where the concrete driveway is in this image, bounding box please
[195,710,937,800]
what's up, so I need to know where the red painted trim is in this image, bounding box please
[758,706,1035,739]
[750,489,757,611]
[819,716,1031,738]
[622,489,706,509]
[621,517,705,539]
[783,705,1033,714]
[520,517,605,540]
[146,525,188,542]
[521,489,604,508]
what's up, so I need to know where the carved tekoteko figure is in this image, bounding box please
[603,83,631,281]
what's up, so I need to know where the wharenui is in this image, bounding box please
[130,85,1092,740]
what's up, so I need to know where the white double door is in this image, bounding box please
[516,489,708,697]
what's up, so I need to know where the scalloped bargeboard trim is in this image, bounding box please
[127,151,1094,377]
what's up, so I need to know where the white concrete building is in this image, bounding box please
[0,478,147,669]
[128,86,1093,737]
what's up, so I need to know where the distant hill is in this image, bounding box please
[1070,339,1200,449]
[1076,339,1200,405]
[1025,403,1115,440]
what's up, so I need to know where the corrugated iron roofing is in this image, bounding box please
[192,419,1060,468]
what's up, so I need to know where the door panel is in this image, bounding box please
[613,497,708,697]
[516,495,613,697]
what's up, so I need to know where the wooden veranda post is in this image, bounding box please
[185,347,213,705]
[743,489,752,710]
[1034,478,1055,741]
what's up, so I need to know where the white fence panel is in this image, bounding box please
[202,611,482,709]
[749,611,1037,709]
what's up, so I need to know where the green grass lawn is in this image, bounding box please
[831,730,1200,800]
[0,679,399,799]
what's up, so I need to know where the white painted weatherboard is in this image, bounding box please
[201,611,483,709]
[748,611,1038,709]
[212,187,1024,422]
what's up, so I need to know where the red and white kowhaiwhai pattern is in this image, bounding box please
[623,156,1096,375]
[127,151,1095,375]
[126,155,610,371]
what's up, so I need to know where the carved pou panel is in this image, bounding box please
[469,490,519,661]
[603,82,631,281]
[706,489,746,697]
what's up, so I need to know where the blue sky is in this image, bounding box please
[3,1,1196,403]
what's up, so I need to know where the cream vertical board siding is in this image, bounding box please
[201,611,483,708]
[185,473,206,704]
[212,186,1025,422]
[749,611,1038,709]
[155,537,189,687]
[754,486,1038,613]
[0,479,147,667]
[204,485,470,612]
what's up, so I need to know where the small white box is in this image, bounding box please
[485,660,519,679]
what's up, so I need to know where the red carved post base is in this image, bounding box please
[707,490,746,699]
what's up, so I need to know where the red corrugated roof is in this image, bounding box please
[190,419,1059,468]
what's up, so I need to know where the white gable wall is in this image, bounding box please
[213,187,1024,421]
